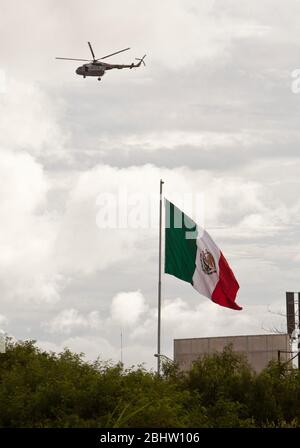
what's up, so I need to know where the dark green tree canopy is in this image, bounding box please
[0,340,299,428]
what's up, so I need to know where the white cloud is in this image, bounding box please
[0,149,62,304]
[42,309,101,334]
[94,130,263,153]
[38,335,119,363]
[0,315,8,328]
[110,290,148,327]
[0,80,68,160]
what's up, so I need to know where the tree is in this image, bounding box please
[1,339,300,427]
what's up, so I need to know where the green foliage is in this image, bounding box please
[0,340,300,427]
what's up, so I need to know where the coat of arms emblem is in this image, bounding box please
[200,249,217,275]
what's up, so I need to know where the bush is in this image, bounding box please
[0,340,299,427]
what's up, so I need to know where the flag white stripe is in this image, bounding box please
[192,229,220,300]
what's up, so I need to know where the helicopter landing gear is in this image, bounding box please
[83,75,86,79]
[98,77,101,81]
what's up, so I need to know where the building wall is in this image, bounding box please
[174,334,291,373]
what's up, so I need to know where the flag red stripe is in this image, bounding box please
[211,252,242,310]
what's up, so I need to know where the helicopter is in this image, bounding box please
[56,42,146,81]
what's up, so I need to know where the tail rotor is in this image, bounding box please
[135,54,146,67]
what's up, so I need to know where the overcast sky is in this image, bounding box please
[1,0,300,369]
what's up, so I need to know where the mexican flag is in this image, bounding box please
[164,200,242,311]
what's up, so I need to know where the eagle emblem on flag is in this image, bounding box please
[200,249,217,275]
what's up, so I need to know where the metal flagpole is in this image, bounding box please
[157,179,164,376]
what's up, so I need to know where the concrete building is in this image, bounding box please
[174,333,291,373]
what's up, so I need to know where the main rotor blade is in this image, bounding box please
[97,47,130,61]
[56,57,91,61]
[88,41,96,60]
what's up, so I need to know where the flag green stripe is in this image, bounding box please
[164,200,198,284]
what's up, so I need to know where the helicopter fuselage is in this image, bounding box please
[75,61,130,78]
[76,62,107,77]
